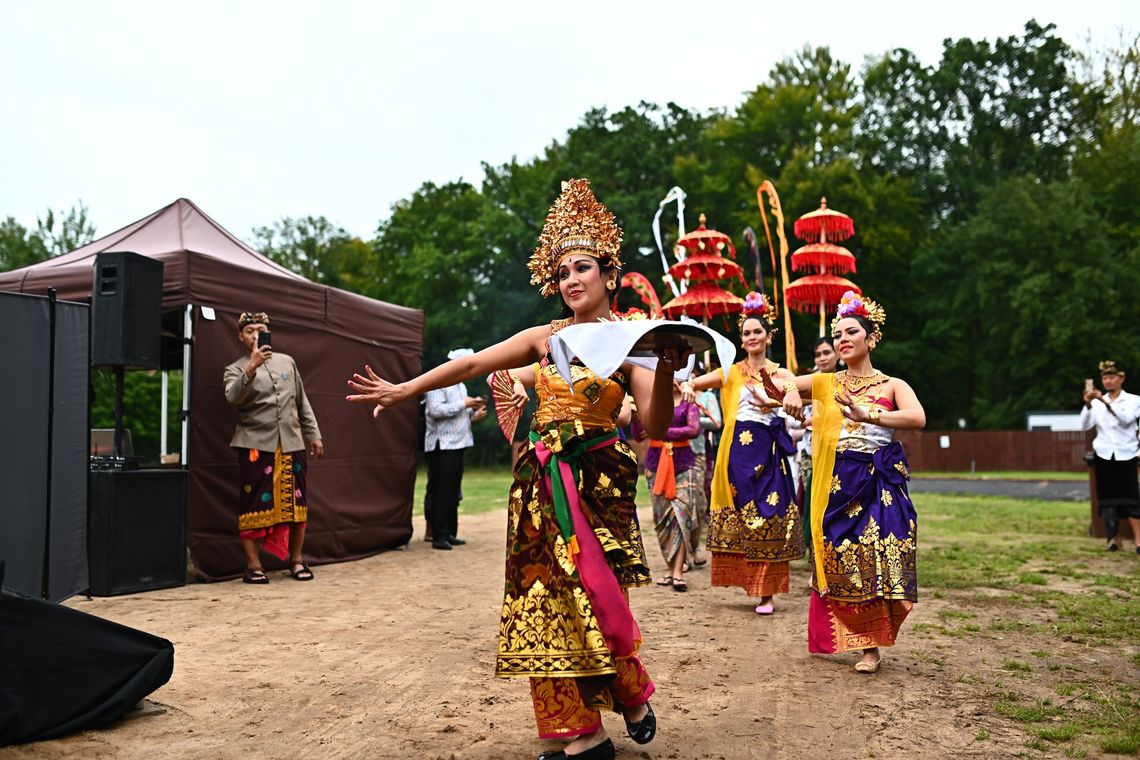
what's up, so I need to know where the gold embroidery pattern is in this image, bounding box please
[816,517,917,604]
[881,489,894,507]
[894,461,910,479]
[707,502,803,562]
[496,581,615,677]
[844,501,864,518]
[738,430,754,446]
[830,475,842,493]
[765,491,780,506]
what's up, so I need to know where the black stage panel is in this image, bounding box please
[0,292,89,601]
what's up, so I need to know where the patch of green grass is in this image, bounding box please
[975,729,990,741]
[1037,724,1080,742]
[1063,747,1087,758]
[1018,572,1049,586]
[996,699,1062,722]
[1003,660,1033,673]
[412,466,514,517]
[1029,650,1050,658]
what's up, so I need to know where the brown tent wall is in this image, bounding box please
[0,199,424,579]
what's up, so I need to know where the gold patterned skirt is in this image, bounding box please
[708,419,804,597]
[496,428,654,738]
[807,442,917,653]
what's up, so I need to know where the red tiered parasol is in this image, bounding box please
[667,252,745,286]
[790,243,856,275]
[792,197,854,243]
[784,197,859,334]
[783,275,861,314]
[662,282,744,320]
[675,213,736,259]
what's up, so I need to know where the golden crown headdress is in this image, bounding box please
[1099,360,1125,375]
[831,291,885,343]
[528,178,623,298]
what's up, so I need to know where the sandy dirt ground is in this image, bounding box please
[8,505,1128,760]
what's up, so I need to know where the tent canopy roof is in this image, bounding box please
[0,198,421,347]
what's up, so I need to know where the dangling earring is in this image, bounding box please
[606,280,617,291]
[867,339,877,351]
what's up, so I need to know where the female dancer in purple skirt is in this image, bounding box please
[783,292,926,672]
[680,293,804,615]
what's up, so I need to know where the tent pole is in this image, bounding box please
[160,371,169,456]
[181,305,192,466]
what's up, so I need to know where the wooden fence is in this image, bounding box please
[894,430,1092,473]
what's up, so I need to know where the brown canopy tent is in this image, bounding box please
[0,199,423,579]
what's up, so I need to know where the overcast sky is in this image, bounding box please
[0,1,1133,243]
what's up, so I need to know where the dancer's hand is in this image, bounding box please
[781,385,804,420]
[655,344,691,375]
[679,380,697,403]
[834,391,871,423]
[346,365,409,417]
[509,377,529,409]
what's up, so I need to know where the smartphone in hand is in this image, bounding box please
[1084,378,1095,393]
[257,331,273,349]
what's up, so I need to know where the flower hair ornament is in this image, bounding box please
[739,291,777,331]
[528,178,623,298]
[831,290,886,343]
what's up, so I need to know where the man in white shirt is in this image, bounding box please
[1081,360,1140,552]
[423,348,486,551]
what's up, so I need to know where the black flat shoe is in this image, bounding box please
[431,539,453,550]
[623,701,657,744]
[447,536,467,546]
[537,737,615,760]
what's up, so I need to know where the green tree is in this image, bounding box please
[36,201,97,255]
[0,217,50,271]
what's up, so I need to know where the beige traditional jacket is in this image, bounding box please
[223,352,321,453]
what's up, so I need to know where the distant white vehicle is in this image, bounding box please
[1026,411,1083,432]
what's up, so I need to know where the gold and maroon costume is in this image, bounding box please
[495,328,654,738]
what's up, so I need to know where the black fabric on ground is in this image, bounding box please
[0,589,174,745]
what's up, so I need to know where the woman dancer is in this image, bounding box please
[637,385,702,591]
[783,292,925,673]
[680,293,804,615]
[348,179,678,760]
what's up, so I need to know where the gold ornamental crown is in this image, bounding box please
[528,178,622,298]
[831,290,886,343]
[1099,360,1124,375]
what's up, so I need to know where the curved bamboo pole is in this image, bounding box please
[756,181,797,374]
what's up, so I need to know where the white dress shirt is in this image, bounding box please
[424,382,475,452]
[1081,389,1140,460]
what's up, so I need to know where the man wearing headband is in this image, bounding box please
[1081,360,1140,552]
[422,347,486,551]
[224,312,323,583]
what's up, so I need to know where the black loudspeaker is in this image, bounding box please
[88,469,187,596]
[91,251,164,368]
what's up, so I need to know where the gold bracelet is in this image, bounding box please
[782,381,798,395]
[869,408,881,424]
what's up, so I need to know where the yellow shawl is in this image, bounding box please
[809,372,842,593]
[709,361,777,516]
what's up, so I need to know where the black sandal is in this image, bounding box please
[242,568,269,584]
[655,575,674,586]
[290,563,314,581]
[623,702,657,745]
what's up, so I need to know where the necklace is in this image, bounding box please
[838,369,889,395]
[741,359,777,386]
